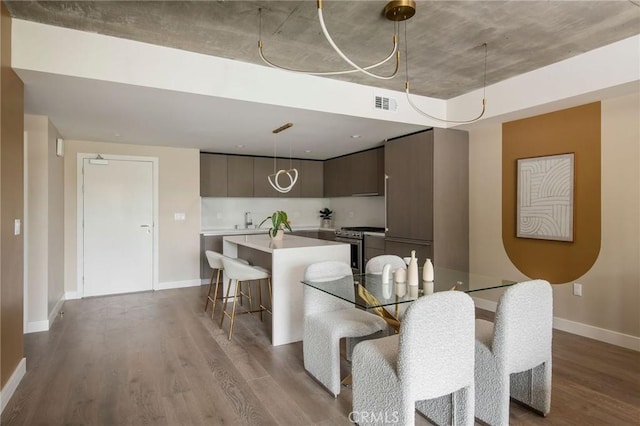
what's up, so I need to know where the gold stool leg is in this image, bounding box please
[204,271,215,312]
[228,279,241,340]
[220,278,233,328]
[210,268,222,318]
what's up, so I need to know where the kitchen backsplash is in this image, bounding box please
[201,196,385,230]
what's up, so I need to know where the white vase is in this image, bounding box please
[422,258,434,282]
[407,250,419,287]
[271,228,284,241]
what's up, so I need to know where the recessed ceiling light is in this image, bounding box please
[236,144,245,148]
[114,132,121,137]
[351,134,361,139]
[304,150,312,153]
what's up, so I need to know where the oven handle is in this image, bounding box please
[335,237,362,245]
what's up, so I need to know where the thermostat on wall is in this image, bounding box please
[56,137,64,157]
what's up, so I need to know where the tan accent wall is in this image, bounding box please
[502,103,601,283]
[1,0,25,387]
[64,140,201,294]
[470,94,639,337]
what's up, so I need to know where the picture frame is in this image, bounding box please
[516,153,574,241]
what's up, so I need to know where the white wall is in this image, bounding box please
[64,139,201,294]
[24,115,64,332]
[201,195,386,230]
[201,197,326,230]
[469,93,640,349]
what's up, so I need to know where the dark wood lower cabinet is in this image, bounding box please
[200,235,223,280]
[384,238,433,264]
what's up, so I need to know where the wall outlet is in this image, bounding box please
[573,282,583,297]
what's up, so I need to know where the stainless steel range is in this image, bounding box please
[335,226,385,274]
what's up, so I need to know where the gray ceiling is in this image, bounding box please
[6,0,640,99]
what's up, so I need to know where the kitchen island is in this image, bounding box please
[223,234,349,346]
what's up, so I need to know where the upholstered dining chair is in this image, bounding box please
[364,254,406,275]
[352,291,476,426]
[303,261,388,398]
[474,279,553,425]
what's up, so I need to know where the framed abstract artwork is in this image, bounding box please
[517,153,574,241]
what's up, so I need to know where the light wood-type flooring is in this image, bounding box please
[2,286,639,425]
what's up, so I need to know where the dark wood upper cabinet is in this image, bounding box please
[351,147,384,196]
[324,155,352,197]
[200,153,227,197]
[227,156,254,197]
[298,160,324,197]
[324,147,383,197]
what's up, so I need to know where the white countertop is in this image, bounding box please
[224,234,345,253]
[201,226,336,236]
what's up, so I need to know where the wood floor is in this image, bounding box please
[2,286,639,425]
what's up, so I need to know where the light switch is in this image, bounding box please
[14,219,21,235]
[174,213,186,221]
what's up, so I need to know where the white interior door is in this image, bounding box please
[82,157,154,297]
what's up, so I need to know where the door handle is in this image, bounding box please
[140,225,151,228]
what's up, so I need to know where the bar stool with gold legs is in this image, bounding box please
[203,251,249,319]
[220,257,272,340]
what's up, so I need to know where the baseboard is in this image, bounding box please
[25,320,49,334]
[0,357,26,414]
[49,295,65,328]
[552,317,640,351]
[472,296,640,352]
[64,291,80,300]
[155,279,201,291]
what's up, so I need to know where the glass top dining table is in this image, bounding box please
[301,267,516,311]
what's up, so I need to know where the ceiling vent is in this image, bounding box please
[374,95,398,112]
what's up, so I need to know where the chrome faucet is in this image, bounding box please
[244,211,253,228]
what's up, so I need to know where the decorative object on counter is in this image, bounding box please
[422,258,434,282]
[268,122,298,193]
[422,280,434,296]
[381,264,393,284]
[319,207,333,228]
[394,268,407,297]
[259,210,293,240]
[407,250,419,288]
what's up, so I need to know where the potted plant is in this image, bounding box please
[260,210,292,240]
[319,208,333,228]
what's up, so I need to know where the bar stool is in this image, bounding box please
[220,257,272,340]
[203,251,249,319]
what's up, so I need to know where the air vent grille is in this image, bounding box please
[374,95,397,112]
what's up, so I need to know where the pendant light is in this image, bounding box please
[268,122,298,194]
[257,0,489,124]
[258,3,401,79]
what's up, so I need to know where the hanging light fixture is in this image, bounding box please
[268,122,298,194]
[258,2,401,79]
[257,0,488,124]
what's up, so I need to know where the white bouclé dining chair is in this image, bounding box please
[352,291,476,426]
[364,254,406,275]
[474,279,553,425]
[303,261,388,398]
